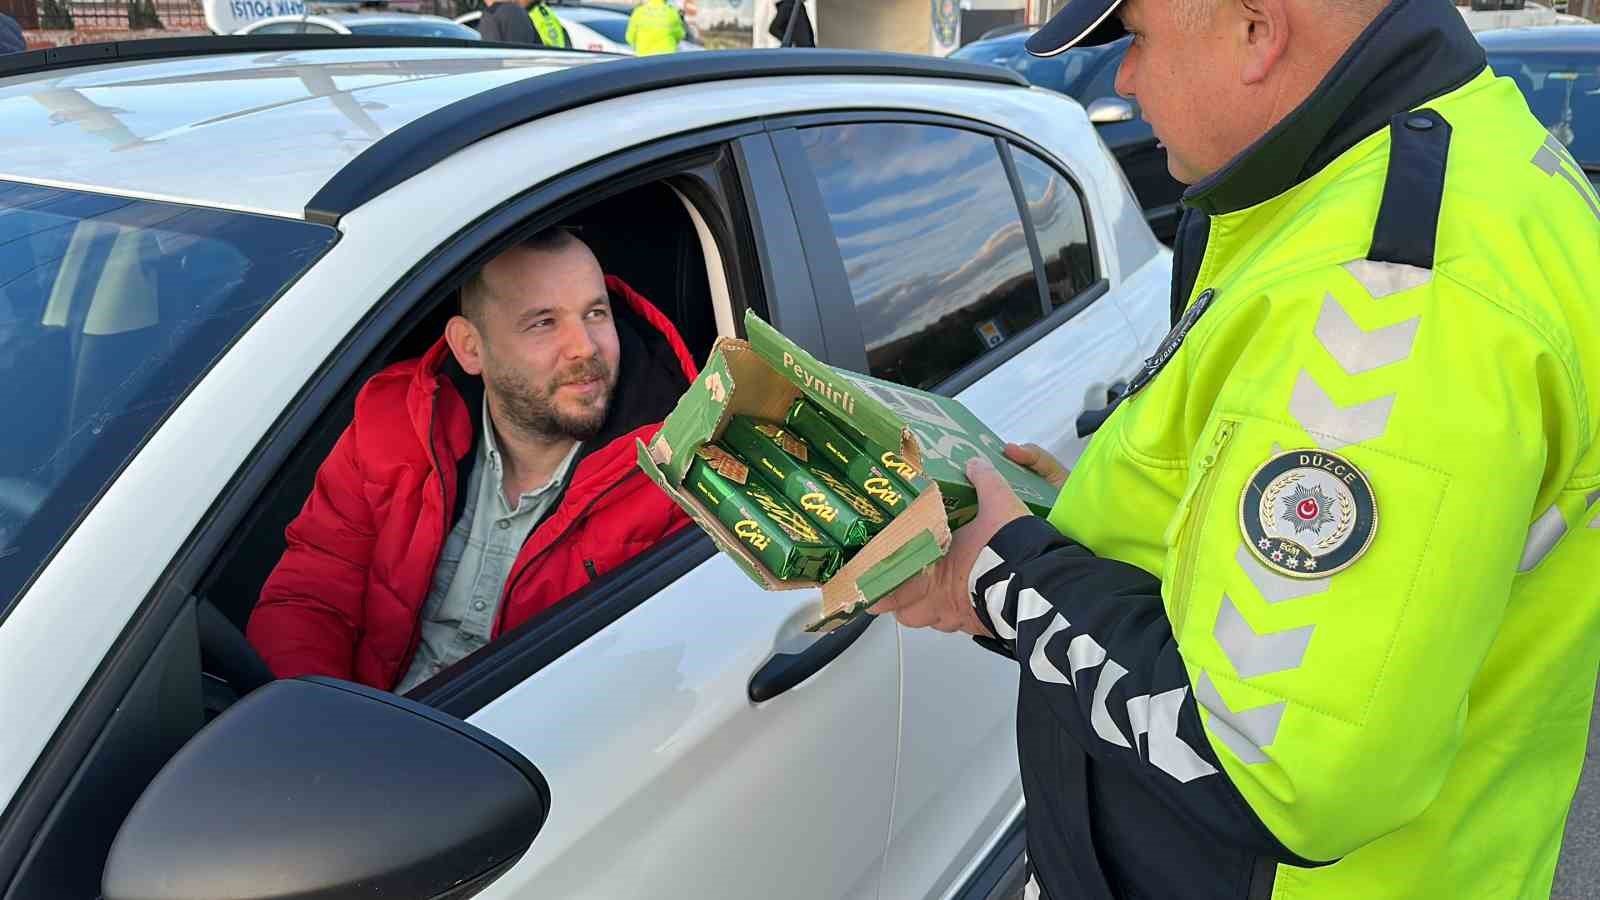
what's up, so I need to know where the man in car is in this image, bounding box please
[878,0,1600,897]
[249,228,698,692]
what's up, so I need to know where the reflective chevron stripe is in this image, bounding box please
[1234,544,1332,604]
[1092,659,1133,747]
[1342,259,1432,298]
[1030,614,1073,685]
[1289,371,1396,450]
[1196,671,1285,764]
[1314,293,1420,375]
[1012,598,1218,782]
[1215,594,1314,678]
[1133,686,1219,783]
[1518,505,1568,572]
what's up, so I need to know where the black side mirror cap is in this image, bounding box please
[103,677,550,900]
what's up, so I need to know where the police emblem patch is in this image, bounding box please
[1240,449,1376,578]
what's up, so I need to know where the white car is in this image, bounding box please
[233,10,484,39]
[0,36,1169,900]
[455,5,704,54]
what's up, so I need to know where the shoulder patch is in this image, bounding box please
[1240,449,1376,578]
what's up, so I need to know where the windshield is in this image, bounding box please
[1488,51,1600,168]
[950,38,1098,96]
[0,182,335,615]
[573,15,627,44]
[950,38,1027,68]
[348,19,482,39]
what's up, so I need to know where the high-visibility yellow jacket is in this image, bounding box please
[966,0,1600,897]
[625,0,684,56]
[528,3,568,48]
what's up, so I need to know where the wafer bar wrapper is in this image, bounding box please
[685,445,842,582]
[783,398,923,517]
[721,416,887,549]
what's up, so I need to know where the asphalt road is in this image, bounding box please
[1552,676,1600,899]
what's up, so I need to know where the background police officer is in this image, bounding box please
[528,0,570,49]
[878,0,1600,897]
[626,0,686,56]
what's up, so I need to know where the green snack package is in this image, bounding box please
[784,397,923,517]
[720,415,887,548]
[684,445,842,581]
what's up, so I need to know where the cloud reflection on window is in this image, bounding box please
[799,122,1044,389]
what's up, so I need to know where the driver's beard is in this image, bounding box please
[485,357,616,443]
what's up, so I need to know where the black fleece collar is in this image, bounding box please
[1183,0,1485,217]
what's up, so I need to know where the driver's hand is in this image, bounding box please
[1003,442,1069,490]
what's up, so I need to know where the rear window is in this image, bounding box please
[0,182,335,615]
[576,16,628,44]
[1487,50,1600,168]
[950,38,1097,96]
[348,19,482,39]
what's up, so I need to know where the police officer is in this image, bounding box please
[877,0,1600,896]
[528,0,570,49]
[625,0,685,56]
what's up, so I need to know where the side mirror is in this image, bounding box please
[103,677,550,900]
[1086,96,1137,125]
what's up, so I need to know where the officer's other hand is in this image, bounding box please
[1004,441,1068,489]
[872,457,1030,637]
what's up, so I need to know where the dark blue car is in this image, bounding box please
[1481,26,1600,189]
[952,31,1185,243]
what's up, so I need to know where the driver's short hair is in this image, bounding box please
[460,226,583,327]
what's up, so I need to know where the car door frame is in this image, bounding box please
[762,108,1128,900]
[763,109,1112,398]
[0,122,831,898]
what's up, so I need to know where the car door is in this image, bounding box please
[392,131,902,900]
[768,113,1148,900]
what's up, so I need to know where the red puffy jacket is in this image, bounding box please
[248,276,696,690]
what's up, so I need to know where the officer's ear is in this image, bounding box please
[1236,0,1290,86]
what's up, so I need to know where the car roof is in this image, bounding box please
[0,44,586,219]
[0,40,1026,223]
[1478,24,1600,52]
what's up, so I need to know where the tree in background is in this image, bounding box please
[38,0,71,29]
[128,0,164,29]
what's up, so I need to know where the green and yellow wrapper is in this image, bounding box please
[784,398,926,517]
[684,446,842,581]
[721,415,887,548]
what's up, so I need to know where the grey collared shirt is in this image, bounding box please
[396,399,580,693]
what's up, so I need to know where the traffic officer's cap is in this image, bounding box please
[1025,0,1128,56]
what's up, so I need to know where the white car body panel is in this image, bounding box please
[467,562,900,900]
[0,47,1171,898]
[0,50,584,217]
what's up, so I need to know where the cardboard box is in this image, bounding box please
[636,311,1060,631]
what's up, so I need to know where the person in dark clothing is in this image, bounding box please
[768,0,814,47]
[478,0,542,45]
[0,14,25,55]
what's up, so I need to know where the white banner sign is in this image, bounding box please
[203,0,308,34]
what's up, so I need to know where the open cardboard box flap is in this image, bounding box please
[639,317,952,632]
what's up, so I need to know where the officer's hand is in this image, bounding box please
[872,457,1030,637]
[1004,442,1068,490]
